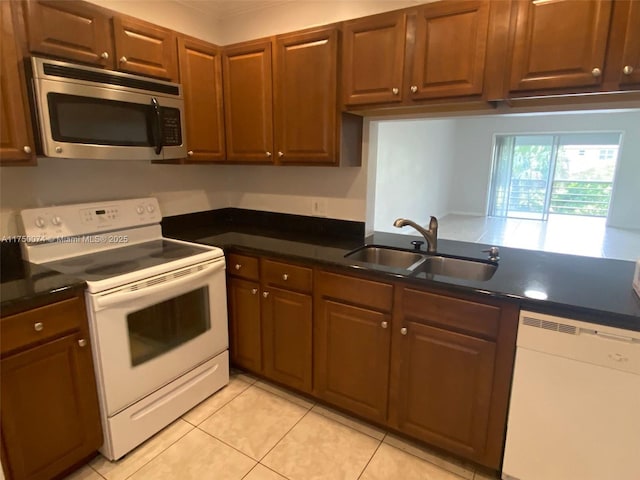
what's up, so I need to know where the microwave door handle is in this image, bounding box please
[150,97,162,155]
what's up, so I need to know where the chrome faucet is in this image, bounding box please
[393,216,438,253]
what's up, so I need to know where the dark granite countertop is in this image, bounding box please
[0,260,86,317]
[168,219,640,332]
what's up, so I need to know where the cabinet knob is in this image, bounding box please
[591,67,602,77]
[400,327,408,336]
[235,264,241,270]
[120,56,128,64]
[278,151,284,158]
[187,150,194,156]
[23,146,32,154]
[282,273,288,281]
[263,291,269,298]
[392,87,399,95]
[34,322,44,332]
[78,339,87,347]
[266,151,272,157]
[623,65,634,75]
[251,288,258,295]
[381,321,388,329]
[410,85,418,93]
[100,51,110,60]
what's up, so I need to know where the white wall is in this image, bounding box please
[217,0,423,44]
[87,0,221,44]
[450,110,640,229]
[0,160,229,236]
[373,119,455,233]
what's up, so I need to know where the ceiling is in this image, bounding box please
[175,0,294,19]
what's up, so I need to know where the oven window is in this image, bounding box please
[127,287,210,367]
[47,93,154,146]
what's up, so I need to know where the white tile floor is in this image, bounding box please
[436,214,640,261]
[65,371,499,480]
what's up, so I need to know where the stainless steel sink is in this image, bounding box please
[414,255,497,281]
[344,245,426,270]
[345,245,498,281]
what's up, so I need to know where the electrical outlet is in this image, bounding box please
[311,198,327,217]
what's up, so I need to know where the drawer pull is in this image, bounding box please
[282,273,288,281]
[400,327,408,336]
[251,288,258,295]
[263,291,269,298]
[381,321,388,329]
[78,339,87,347]
[34,322,44,332]
[235,264,241,270]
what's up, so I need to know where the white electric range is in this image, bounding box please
[20,198,229,460]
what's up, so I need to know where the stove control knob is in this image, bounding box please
[51,216,62,226]
[146,205,155,213]
[35,217,46,228]
[136,206,145,214]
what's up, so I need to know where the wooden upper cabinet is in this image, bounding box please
[408,1,490,100]
[112,16,178,81]
[1,2,36,165]
[274,27,338,165]
[24,0,113,68]
[178,36,225,162]
[342,12,407,105]
[508,0,613,93]
[615,0,640,87]
[223,40,274,163]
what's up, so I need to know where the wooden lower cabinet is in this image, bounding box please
[0,295,102,480]
[262,286,312,392]
[314,271,393,424]
[390,321,495,459]
[389,286,518,469]
[228,276,263,373]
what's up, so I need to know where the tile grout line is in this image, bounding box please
[117,420,195,480]
[256,403,316,463]
[354,433,386,480]
[181,378,252,427]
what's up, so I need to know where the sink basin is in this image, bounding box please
[345,245,426,270]
[414,255,497,281]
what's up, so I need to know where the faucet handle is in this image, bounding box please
[482,246,500,261]
[411,240,424,251]
[429,216,438,229]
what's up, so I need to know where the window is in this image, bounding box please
[488,132,621,220]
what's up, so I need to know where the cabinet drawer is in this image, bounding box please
[315,271,393,312]
[402,288,499,339]
[262,259,312,293]
[227,253,259,280]
[1,297,85,355]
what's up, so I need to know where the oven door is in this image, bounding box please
[87,258,227,416]
[33,77,186,160]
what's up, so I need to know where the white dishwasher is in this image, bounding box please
[502,311,640,480]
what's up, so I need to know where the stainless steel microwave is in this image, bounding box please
[28,57,186,161]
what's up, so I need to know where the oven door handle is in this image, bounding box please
[93,260,224,310]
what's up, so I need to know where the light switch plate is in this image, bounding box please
[311,198,327,217]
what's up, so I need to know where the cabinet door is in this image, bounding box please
[408,1,490,100]
[24,0,113,68]
[314,299,391,424]
[178,37,225,162]
[228,277,263,373]
[618,0,640,87]
[1,2,36,164]
[113,16,178,81]
[342,12,406,105]
[274,27,337,165]
[390,321,495,462]
[262,287,313,393]
[223,40,274,163]
[508,0,613,93]
[0,333,102,480]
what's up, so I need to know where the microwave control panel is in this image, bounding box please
[20,198,161,242]
[161,108,182,146]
